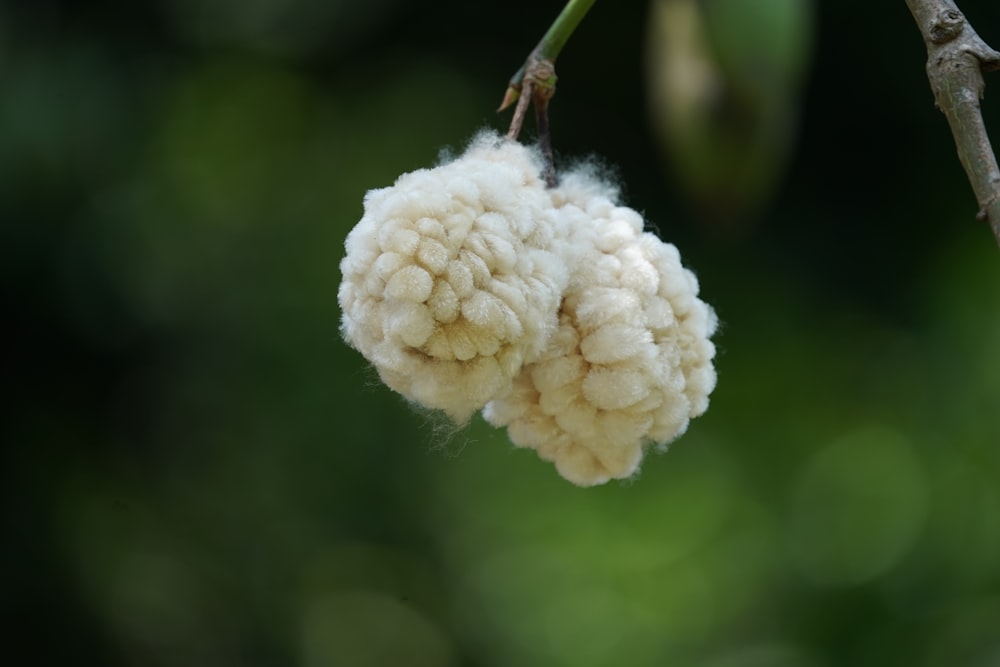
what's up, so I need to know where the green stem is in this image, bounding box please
[499,0,598,109]
[536,0,597,62]
[501,0,596,181]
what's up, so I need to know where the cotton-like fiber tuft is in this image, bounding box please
[483,167,718,486]
[339,132,569,422]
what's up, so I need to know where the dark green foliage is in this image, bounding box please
[3,1,1000,664]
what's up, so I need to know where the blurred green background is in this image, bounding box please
[3,0,1000,665]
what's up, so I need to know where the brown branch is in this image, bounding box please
[533,84,557,188]
[504,56,559,187]
[906,0,1000,245]
[505,74,535,142]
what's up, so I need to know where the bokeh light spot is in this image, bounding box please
[788,425,926,586]
[300,590,455,667]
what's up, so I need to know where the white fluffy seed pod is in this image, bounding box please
[483,169,718,486]
[339,132,569,422]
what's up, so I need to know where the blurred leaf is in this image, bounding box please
[702,0,815,100]
[645,0,815,228]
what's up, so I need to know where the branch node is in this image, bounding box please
[977,194,998,221]
[930,9,964,44]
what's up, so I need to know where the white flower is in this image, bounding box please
[338,133,570,422]
[482,168,718,486]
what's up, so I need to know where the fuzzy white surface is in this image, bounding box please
[482,169,718,486]
[339,133,569,422]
